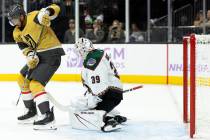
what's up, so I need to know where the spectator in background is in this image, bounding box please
[85,19,105,43]
[96,15,104,27]
[96,14,108,41]
[28,0,40,12]
[206,10,210,26]
[84,14,93,30]
[87,0,104,18]
[130,23,144,43]
[52,0,60,3]
[63,0,75,18]
[107,20,125,43]
[64,19,84,43]
[84,15,94,40]
[80,9,92,31]
[111,1,119,19]
[180,15,188,26]
[39,0,52,7]
[193,11,204,26]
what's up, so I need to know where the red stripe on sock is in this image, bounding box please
[21,91,31,94]
[34,92,46,98]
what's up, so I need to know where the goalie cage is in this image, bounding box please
[183,34,210,138]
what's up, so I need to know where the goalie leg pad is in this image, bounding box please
[69,109,106,131]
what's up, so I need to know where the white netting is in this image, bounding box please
[195,35,210,86]
[194,35,210,139]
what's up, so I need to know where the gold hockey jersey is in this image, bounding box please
[13,6,64,56]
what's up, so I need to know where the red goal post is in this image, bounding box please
[183,34,210,138]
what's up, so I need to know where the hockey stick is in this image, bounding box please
[48,85,143,112]
[15,71,30,106]
[16,26,44,106]
[47,93,70,112]
[123,85,143,93]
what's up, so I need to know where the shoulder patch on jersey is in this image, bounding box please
[87,58,96,66]
[83,49,104,70]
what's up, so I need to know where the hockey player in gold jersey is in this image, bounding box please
[8,4,65,130]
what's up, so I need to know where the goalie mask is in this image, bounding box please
[7,4,26,26]
[75,38,95,59]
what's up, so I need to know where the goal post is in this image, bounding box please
[183,36,189,124]
[183,34,210,138]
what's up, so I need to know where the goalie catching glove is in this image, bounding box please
[26,51,39,69]
[70,92,102,111]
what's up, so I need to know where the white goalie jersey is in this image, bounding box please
[81,49,123,96]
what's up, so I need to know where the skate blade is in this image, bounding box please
[103,124,121,132]
[33,121,57,130]
[119,120,127,125]
[18,115,37,125]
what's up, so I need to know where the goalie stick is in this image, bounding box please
[123,85,143,93]
[48,85,143,112]
[16,26,44,106]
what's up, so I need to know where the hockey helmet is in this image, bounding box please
[7,4,26,26]
[75,38,95,59]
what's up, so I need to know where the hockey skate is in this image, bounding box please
[18,105,37,124]
[101,117,121,132]
[33,107,56,130]
[114,115,127,124]
[105,115,127,124]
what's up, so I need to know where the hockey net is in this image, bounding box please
[183,34,210,139]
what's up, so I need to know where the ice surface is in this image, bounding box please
[0,82,197,140]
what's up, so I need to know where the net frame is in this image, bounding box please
[183,34,210,138]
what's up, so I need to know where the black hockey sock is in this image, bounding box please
[38,101,50,114]
[23,99,35,109]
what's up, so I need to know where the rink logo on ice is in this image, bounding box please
[65,47,125,69]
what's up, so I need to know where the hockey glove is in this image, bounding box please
[86,93,102,109]
[26,52,39,69]
[38,9,51,27]
[69,93,102,111]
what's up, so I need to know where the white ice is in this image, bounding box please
[0,82,207,140]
